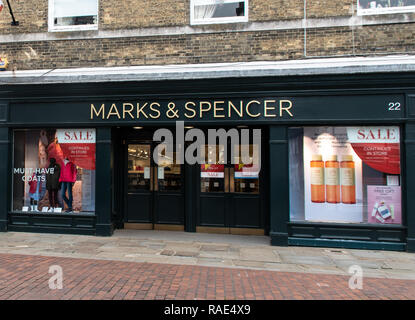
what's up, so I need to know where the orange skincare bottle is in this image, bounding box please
[325,155,340,203]
[310,154,325,203]
[340,155,356,204]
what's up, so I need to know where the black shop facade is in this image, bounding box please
[0,73,415,252]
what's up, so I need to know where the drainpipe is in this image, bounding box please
[303,0,307,57]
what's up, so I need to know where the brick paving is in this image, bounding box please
[1,253,415,300]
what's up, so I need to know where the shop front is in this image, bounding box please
[0,72,414,252]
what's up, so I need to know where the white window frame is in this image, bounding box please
[48,0,99,32]
[190,0,248,25]
[357,0,415,15]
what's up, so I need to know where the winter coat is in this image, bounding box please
[46,163,61,190]
[60,161,77,183]
[28,174,46,201]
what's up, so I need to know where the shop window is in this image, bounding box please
[48,0,98,32]
[233,144,260,194]
[357,0,415,15]
[190,0,248,25]
[13,129,96,214]
[201,145,225,192]
[128,144,151,191]
[289,126,402,225]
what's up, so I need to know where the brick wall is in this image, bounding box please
[1,1,415,71]
[0,0,48,34]
[0,0,358,35]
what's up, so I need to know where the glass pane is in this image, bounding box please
[201,145,225,193]
[233,144,260,194]
[194,2,245,20]
[12,129,96,214]
[128,144,151,191]
[289,126,402,225]
[359,0,415,9]
[158,151,182,192]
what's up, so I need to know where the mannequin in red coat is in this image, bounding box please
[60,157,77,212]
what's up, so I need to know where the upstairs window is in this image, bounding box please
[48,0,98,32]
[357,0,415,15]
[190,0,248,25]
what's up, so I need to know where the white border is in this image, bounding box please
[190,0,248,25]
[48,0,99,32]
[357,0,415,16]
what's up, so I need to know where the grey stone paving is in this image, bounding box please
[0,230,414,280]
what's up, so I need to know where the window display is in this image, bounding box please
[289,126,402,224]
[13,129,96,214]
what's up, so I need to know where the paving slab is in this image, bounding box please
[0,231,414,279]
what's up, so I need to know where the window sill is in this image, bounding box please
[48,25,98,33]
[10,211,96,217]
[357,7,415,16]
[190,17,248,26]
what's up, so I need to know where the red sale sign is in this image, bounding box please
[201,164,224,178]
[56,129,96,170]
[347,127,400,174]
[0,1,4,14]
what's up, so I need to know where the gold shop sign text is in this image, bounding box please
[90,99,294,120]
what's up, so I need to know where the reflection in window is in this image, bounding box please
[358,0,415,15]
[49,0,98,31]
[191,0,248,25]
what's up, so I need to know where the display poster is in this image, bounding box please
[303,126,401,224]
[346,127,400,174]
[56,129,96,170]
[200,164,224,178]
[234,164,259,179]
[367,186,401,224]
[303,127,364,223]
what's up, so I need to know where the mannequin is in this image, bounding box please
[28,173,45,211]
[46,158,61,212]
[60,157,77,212]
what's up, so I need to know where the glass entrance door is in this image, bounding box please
[198,142,263,234]
[125,143,184,230]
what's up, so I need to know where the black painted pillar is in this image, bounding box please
[0,127,9,232]
[185,163,196,232]
[95,127,113,236]
[269,125,289,246]
[405,121,415,252]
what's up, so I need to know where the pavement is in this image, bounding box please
[0,230,414,280]
[1,230,415,300]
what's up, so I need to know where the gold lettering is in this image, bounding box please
[149,102,161,119]
[279,100,293,117]
[199,101,211,118]
[137,103,149,119]
[264,100,276,118]
[91,103,105,119]
[245,100,261,118]
[184,101,197,118]
[214,101,225,118]
[228,101,243,118]
[123,103,134,120]
[107,103,121,119]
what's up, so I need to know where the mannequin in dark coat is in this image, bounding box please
[46,158,61,209]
